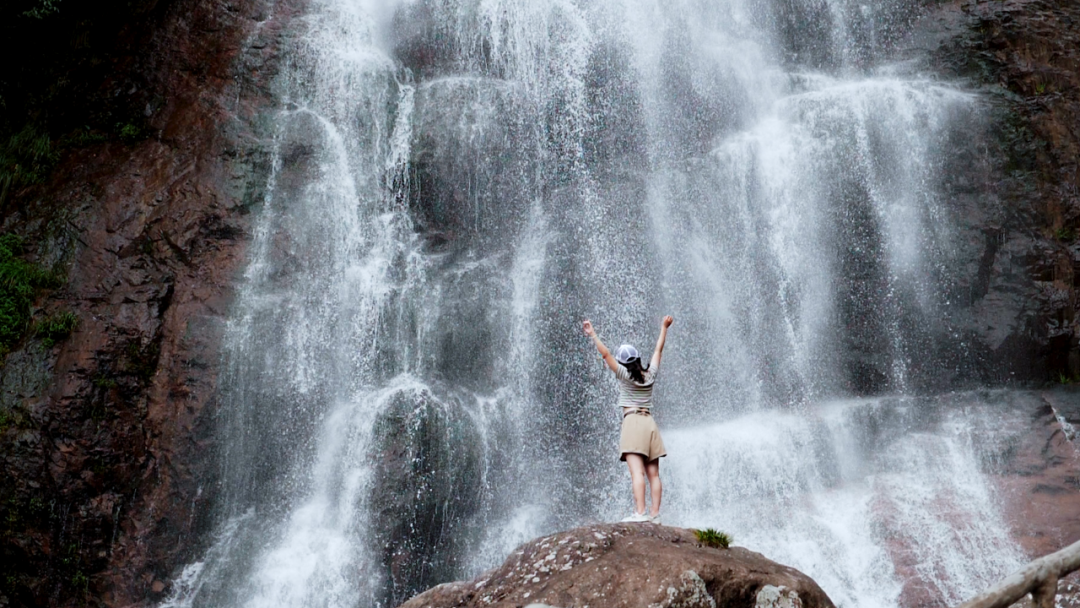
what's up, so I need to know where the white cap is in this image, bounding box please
[615,344,639,364]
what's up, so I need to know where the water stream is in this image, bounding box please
[162,0,1025,606]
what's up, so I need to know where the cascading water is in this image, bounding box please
[162,0,1027,607]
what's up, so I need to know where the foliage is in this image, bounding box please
[0,0,161,204]
[125,339,160,382]
[0,125,58,204]
[116,122,144,142]
[0,406,30,434]
[693,528,732,549]
[92,374,117,389]
[59,126,108,148]
[34,310,77,347]
[1056,372,1080,385]
[0,234,61,354]
[22,0,61,19]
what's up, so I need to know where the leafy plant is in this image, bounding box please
[693,528,732,549]
[116,122,144,143]
[59,126,107,149]
[0,234,62,354]
[0,125,58,204]
[70,570,88,594]
[22,0,61,19]
[34,310,77,347]
[1057,372,1079,385]
[1055,227,1074,242]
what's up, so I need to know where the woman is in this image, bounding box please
[582,315,673,524]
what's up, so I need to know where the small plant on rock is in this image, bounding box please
[35,311,78,347]
[693,528,732,549]
[116,122,145,143]
[0,234,62,354]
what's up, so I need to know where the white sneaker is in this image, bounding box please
[621,512,650,523]
[649,514,661,525]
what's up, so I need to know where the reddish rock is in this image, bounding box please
[0,0,297,605]
[397,524,835,608]
[992,391,1080,608]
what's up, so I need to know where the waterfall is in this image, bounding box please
[162,0,1024,607]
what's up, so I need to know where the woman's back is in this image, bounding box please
[615,364,656,410]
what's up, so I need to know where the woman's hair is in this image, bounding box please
[623,357,649,383]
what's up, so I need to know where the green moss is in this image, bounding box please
[34,310,77,347]
[693,528,732,549]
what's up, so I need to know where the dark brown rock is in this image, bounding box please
[0,0,295,605]
[913,0,1080,383]
[397,524,835,608]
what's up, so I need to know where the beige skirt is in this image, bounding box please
[619,410,666,461]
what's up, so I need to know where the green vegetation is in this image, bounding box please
[0,406,30,434]
[1,0,161,207]
[693,528,732,549]
[125,339,160,382]
[1055,227,1075,242]
[22,0,61,19]
[34,310,77,347]
[1056,372,1080,385]
[91,374,117,390]
[116,122,145,143]
[0,234,63,355]
[0,125,59,204]
[70,570,88,592]
[60,126,108,149]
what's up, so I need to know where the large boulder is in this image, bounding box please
[397,523,835,608]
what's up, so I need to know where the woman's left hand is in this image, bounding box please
[662,315,674,328]
[583,320,595,336]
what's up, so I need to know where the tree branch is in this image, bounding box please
[956,539,1080,608]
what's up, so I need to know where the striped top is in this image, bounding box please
[614,363,658,410]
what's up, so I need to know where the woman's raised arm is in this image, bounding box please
[650,315,674,371]
[583,320,619,372]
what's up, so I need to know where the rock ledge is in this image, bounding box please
[398,523,835,608]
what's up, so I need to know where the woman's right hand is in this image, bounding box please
[662,315,674,328]
[582,319,595,336]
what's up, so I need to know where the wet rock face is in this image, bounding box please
[397,523,835,608]
[911,0,1080,384]
[0,0,290,604]
[370,387,484,607]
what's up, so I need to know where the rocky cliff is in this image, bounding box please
[0,0,290,605]
[0,0,1079,607]
[398,524,835,608]
[911,0,1080,383]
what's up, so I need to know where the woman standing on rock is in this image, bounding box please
[582,315,673,524]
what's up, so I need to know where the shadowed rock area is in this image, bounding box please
[398,524,835,608]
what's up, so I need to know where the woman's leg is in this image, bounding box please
[645,458,662,517]
[624,453,647,515]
